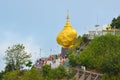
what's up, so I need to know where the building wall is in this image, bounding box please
[88,29,120,39]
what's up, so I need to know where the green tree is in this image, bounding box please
[50,66,67,79]
[21,68,43,80]
[41,65,67,80]
[4,44,31,71]
[3,69,43,80]
[2,70,20,80]
[111,16,120,29]
[2,65,72,80]
[25,61,32,67]
[78,34,120,75]
[68,53,78,67]
[41,64,51,77]
[82,34,89,43]
[71,35,82,51]
[5,63,15,72]
[0,71,4,79]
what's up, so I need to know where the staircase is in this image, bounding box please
[76,41,90,53]
[75,68,102,80]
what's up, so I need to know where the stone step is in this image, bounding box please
[78,70,102,80]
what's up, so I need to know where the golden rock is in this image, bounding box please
[56,14,77,48]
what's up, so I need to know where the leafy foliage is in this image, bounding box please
[41,64,51,77]
[2,68,43,80]
[111,16,120,29]
[68,53,78,67]
[78,34,120,75]
[3,70,20,80]
[0,71,4,79]
[68,34,120,79]
[21,68,43,80]
[70,35,82,51]
[26,61,32,67]
[82,34,89,43]
[41,65,67,80]
[68,34,89,67]
[4,44,31,71]
[102,73,120,80]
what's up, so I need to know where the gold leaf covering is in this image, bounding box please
[56,15,77,48]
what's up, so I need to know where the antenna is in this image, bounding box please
[95,14,99,27]
[40,48,41,58]
[95,14,99,35]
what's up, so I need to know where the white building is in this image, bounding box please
[88,24,120,39]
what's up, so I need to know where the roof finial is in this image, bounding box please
[66,10,70,21]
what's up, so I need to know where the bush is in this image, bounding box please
[76,34,120,75]
[41,64,51,77]
[101,73,120,80]
[21,68,42,80]
[2,70,20,80]
[2,68,42,80]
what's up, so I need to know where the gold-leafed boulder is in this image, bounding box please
[56,14,77,48]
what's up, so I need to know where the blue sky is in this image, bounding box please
[0,0,120,70]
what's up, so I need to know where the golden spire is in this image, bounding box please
[65,10,71,27]
[66,10,70,21]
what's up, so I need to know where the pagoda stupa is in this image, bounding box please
[56,12,77,48]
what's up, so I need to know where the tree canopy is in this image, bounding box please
[69,34,120,76]
[78,34,120,75]
[111,16,120,29]
[4,44,31,71]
